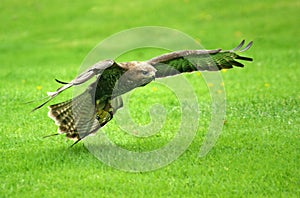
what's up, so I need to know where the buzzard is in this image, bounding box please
[33,40,253,146]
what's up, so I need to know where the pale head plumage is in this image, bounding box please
[116,61,157,94]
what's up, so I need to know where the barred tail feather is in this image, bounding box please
[47,91,99,141]
[48,102,76,139]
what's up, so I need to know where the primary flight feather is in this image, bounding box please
[33,40,253,146]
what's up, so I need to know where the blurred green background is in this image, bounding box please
[1,0,299,197]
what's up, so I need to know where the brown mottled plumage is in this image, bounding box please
[33,40,253,146]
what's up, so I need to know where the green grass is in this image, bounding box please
[1,0,299,197]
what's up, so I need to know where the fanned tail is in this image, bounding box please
[44,88,123,146]
[48,99,77,139]
[47,90,100,143]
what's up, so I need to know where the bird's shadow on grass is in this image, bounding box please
[38,143,88,157]
[32,140,105,170]
[34,138,141,170]
[35,134,202,172]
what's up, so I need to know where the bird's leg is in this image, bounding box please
[96,102,114,126]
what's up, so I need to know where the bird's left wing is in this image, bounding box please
[147,40,253,78]
[32,59,116,111]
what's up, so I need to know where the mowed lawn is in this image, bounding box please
[0,0,299,197]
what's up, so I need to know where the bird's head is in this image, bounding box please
[117,61,157,92]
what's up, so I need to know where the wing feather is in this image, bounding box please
[32,59,117,111]
[147,41,253,78]
[147,49,221,65]
[231,40,245,51]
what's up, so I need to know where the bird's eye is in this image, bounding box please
[142,71,149,75]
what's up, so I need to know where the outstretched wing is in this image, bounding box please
[147,40,253,78]
[32,59,116,111]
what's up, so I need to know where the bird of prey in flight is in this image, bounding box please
[33,40,253,146]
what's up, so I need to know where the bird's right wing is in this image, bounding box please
[32,59,116,111]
